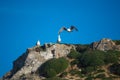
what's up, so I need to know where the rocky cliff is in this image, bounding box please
[3,38,120,80]
[3,43,75,80]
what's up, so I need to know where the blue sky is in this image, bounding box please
[0,0,120,77]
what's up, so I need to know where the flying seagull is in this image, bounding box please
[58,26,78,34]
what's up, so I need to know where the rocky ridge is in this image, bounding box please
[91,38,120,51]
[3,43,75,80]
[3,38,120,80]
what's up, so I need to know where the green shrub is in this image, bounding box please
[113,40,120,45]
[85,77,93,80]
[109,63,120,76]
[81,66,95,74]
[67,49,81,59]
[104,51,119,64]
[39,57,69,78]
[97,69,105,73]
[69,69,83,77]
[46,69,57,78]
[69,70,78,75]
[60,72,68,77]
[70,59,79,66]
[114,50,120,57]
[95,73,106,78]
[85,75,94,80]
[44,77,67,80]
[75,44,90,53]
[80,50,105,67]
[102,77,113,80]
[70,70,81,76]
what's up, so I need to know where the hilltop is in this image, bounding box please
[2,38,120,80]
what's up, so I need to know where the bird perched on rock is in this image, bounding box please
[36,40,40,46]
[58,26,78,34]
[57,35,61,43]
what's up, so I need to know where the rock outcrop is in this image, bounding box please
[3,43,75,80]
[91,38,120,51]
[3,39,120,80]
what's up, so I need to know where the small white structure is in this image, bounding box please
[36,40,40,46]
[57,35,61,43]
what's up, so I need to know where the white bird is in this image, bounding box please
[57,35,61,43]
[58,26,78,34]
[36,40,40,46]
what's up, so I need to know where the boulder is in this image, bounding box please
[91,38,120,51]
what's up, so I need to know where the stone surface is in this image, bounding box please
[91,38,120,51]
[3,39,120,80]
[3,43,75,80]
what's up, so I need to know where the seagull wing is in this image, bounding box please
[58,27,67,34]
[70,26,78,31]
